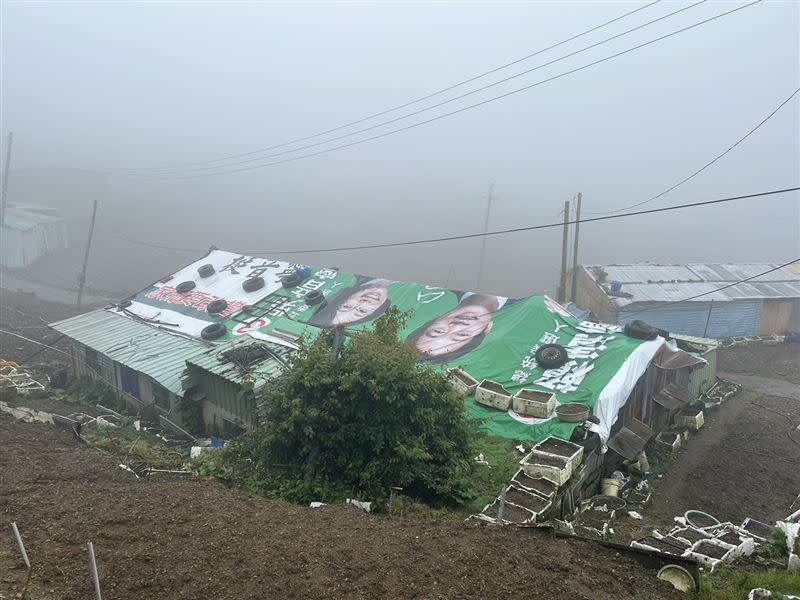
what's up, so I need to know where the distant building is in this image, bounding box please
[571,263,800,338]
[1,205,69,268]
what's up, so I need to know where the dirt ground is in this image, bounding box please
[0,288,89,373]
[0,415,681,600]
[4,395,104,418]
[717,343,800,385]
[648,390,800,524]
[614,343,800,543]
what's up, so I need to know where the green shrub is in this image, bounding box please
[224,308,478,506]
[0,382,18,403]
[65,375,121,410]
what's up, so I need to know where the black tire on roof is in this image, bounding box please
[281,272,303,288]
[207,299,228,314]
[535,344,569,369]
[201,322,226,340]
[242,276,265,293]
[304,290,325,306]
[198,264,215,278]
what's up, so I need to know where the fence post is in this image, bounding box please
[87,541,103,600]
[11,522,30,569]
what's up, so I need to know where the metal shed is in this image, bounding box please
[1,205,68,267]
[50,310,209,416]
[183,337,292,435]
[575,263,800,338]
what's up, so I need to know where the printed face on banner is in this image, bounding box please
[111,253,648,443]
[407,295,500,360]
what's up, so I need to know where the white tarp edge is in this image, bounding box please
[588,337,666,443]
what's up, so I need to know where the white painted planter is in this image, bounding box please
[502,485,552,523]
[655,431,682,452]
[510,469,558,499]
[479,497,535,524]
[447,368,479,398]
[531,436,584,472]
[670,526,711,547]
[511,389,556,419]
[519,449,572,485]
[475,380,512,411]
[676,407,705,431]
[706,524,757,557]
[684,539,736,571]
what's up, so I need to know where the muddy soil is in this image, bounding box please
[0,415,682,600]
[614,389,800,545]
[718,343,800,385]
[650,391,800,524]
[0,289,93,371]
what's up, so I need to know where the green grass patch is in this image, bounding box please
[84,422,187,470]
[691,568,800,599]
[467,433,521,514]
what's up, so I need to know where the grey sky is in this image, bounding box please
[2,1,798,298]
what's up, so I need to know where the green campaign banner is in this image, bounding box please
[222,265,650,443]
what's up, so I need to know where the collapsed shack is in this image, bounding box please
[46,248,717,518]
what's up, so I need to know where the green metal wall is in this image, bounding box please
[688,346,717,400]
[198,371,256,425]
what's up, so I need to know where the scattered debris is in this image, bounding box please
[473,452,489,466]
[0,360,45,392]
[0,400,54,424]
[776,520,800,572]
[719,334,785,348]
[701,377,742,405]
[346,498,372,513]
[748,589,800,600]
[656,564,695,592]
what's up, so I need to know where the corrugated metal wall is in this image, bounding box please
[199,371,256,425]
[688,347,717,399]
[0,221,68,267]
[617,299,763,338]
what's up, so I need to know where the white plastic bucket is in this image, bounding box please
[601,478,620,497]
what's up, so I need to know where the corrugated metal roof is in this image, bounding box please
[186,336,290,389]
[50,310,209,396]
[587,263,800,306]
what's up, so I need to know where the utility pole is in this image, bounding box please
[558,199,570,303]
[702,300,715,338]
[570,192,582,303]
[76,200,98,308]
[476,182,494,291]
[330,326,345,362]
[0,131,13,229]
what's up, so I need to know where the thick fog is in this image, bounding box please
[2,1,798,299]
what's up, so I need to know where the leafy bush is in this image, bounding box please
[177,395,206,436]
[0,382,18,403]
[764,527,790,558]
[224,308,478,506]
[65,375,121,410]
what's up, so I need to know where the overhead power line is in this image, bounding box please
[114,186,799,256]
[584,87,800,215]
[137,0,706,178]
[149,0,761,180]
[124,0,663,173]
